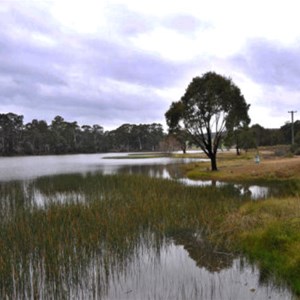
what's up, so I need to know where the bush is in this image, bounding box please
[290,144,300,155]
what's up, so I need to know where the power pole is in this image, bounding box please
[288,110,297,145]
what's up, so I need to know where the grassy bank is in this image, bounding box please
[181,149,300,181]
[178,148,300,294]
[216,196,300,294]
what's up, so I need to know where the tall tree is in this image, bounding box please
[165,102,189,153]
[165,72,250,170]
[0,113,24,155]
[23,119,49,154]
[224,126,256,154]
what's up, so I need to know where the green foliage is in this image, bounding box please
[251,124,285,147]
[290,131,300,155]
[280,120,300,145]
[165,72,250,170]
[0,113,24,155]
[0,113,165,155]
[224,126,256,154]
[109,123,164,152]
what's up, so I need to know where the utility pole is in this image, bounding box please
[288,110,297,145]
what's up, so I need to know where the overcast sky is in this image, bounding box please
[0,0,299,130]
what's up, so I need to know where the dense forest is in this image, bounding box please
[0,112,299,156]
[0,113,164,155]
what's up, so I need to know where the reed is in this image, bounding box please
[0,174,244,297]
[0,173,299,297]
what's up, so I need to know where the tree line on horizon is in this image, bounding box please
[0,113,164,156]
[0,111,299,157]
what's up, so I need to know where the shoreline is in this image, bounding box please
[177,149,300,182]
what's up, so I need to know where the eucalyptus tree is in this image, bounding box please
[165,72,250,170]
[92,124,104,152]
[23,119,49,154]
[0,113,24,155]
[224,126,256,155]
[148,123,164,151]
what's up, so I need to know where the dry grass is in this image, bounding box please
[183,149,300,181]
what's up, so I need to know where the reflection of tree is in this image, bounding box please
[117,163,187,180]
[172,231,236,273]
[234,184,252,198]
[118,165,166,178]
[165,164,185,179]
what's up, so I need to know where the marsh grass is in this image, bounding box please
[0,174,244,298]
[1,172,300,297]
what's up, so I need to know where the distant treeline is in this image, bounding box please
[0,113,164,155]
[223,122,300,153]
[0,112,299,156]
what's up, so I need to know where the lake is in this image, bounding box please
[0,153,296,299]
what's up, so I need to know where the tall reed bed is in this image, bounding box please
[0,173,245,298]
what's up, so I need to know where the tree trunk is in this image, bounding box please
[210,154,218,171]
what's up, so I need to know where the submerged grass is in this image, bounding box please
[0,174,244,298]
[0,171,300,297]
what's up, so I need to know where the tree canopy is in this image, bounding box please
[165,71,251,170]
[0,113,165,156]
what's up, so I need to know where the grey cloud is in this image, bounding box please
[0,2,193,129]
[83,37,190,88]
[0,5,69,88]
[8,5,57,35]
[1,3,189,91]
[232,39,300,90]
[107,4,155,36]
[5,84,167,128]
[163,14,211,34]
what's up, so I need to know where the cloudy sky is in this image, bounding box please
[1,0,299,130]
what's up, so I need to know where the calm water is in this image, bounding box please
[0,153,297,299]
[0,153,291,199]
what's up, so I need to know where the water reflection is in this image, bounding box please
[102,237,293,300]
[4,234,293,300]
[116,164,294,200]
[112,237,293,300]
[0,153,200,181]
[0,153,293,200]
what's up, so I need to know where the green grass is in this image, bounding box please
[217,197,300,294]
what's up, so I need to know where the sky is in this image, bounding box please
[0,0,299,130]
